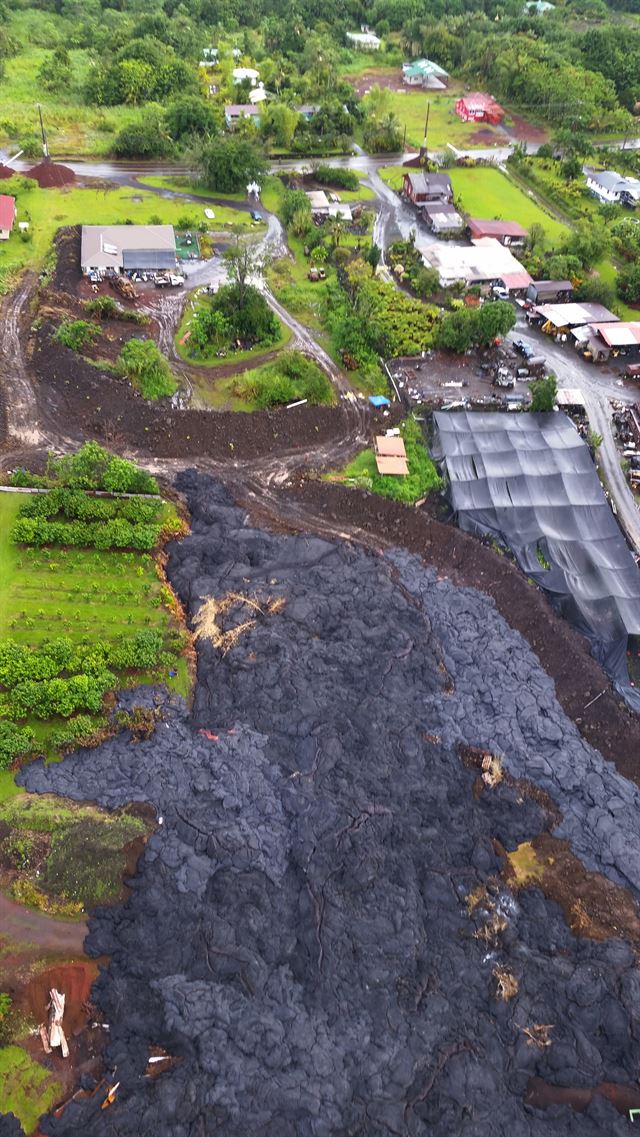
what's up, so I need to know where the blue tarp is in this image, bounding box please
[369,395,391,407]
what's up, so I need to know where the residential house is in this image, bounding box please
[402,171,453,205]
[346,31,381,49]
[526,279,573,304]
[585,169,640,207]
[199,47,218,67]
[0,194,16,240]
[402,59,449,89]
[525,1,555,12]
[80,225,177,275]
[455,93,504,125]
[305,190,352,221]
[467,219,527,247]
[297,105,319,122]
[421,238,532,292]
[224,104,261,128]
[421,201,465,237]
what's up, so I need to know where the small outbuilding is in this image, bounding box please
[402,59,449,89]
[346,31,381,49]
[468,219,527,247]
[422,201,465,236]
[455,93,504,125]
[225,104,261,128]
[526,280,573,304]
[530,301,619,334]
[0,194,16,240]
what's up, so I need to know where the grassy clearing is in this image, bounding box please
[0,179,250,280]
[0,11,138,157]
[136,174,285,216]
[595,258,639,319]
[328,418,442,503]
[0,794,151,912]
[448,168,570,246]
[0,492,189,773]
[0,1045,62,1134]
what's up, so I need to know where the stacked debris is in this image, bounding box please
[14,473,640,1137]
[39,989,69,1059]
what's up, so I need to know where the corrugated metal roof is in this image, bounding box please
[592,321,640,347]
[122,249,177,271]
[81,225,176,271]
[532,302,620,327]
[0,194,15,231]
[468,219,527,238]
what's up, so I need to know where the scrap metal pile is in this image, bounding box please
[7,473,640,1137]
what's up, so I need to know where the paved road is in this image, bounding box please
[508,317,640,550]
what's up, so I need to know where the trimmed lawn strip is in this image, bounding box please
[448,167,569,246]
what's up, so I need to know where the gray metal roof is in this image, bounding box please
[122,249,177,271]
[81,225,176,271]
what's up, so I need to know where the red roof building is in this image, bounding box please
[455,93,504,125]
[0,194,16,240]
[468,218,527,246]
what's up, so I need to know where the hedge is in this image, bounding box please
[11,516,162,550]
[0,632,165,689]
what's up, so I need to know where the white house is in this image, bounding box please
[420,238,532,292]
[585,169,640,207]
[232,67,260,85]
[346,31,381,50]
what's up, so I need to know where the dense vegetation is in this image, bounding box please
[232,351,332,407]
[3,0,639,162]
[10,442,159,495]
[118,339,178,401]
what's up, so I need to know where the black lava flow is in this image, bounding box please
[8,472,640,1137]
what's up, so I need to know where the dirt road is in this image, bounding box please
[0,273,43,447]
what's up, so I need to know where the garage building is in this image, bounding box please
[80,225,177,276]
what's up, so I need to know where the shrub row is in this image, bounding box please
[12,517,162,550]
[0,671,115,721]
[9,443,158,495]
[19,488,162,524]
[0,631,165,689]
[48,714,101,751]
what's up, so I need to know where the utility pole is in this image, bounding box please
[420,101,430,166]
[38,104,49,161]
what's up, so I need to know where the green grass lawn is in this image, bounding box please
[0,1045,62,1134]
[136,174,285,216]
[0,492,189,776]
[448,167,570,246]
[0,179,254,282]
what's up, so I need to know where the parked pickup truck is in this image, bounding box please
[625,363,640,380]
[155,273,185,288]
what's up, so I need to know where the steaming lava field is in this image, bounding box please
[4,472,640,1137]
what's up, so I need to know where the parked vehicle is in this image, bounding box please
[625,363,640,380]
[250,211,263,221]
[512,338,535,359]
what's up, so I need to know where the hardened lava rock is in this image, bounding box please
[19,473,640,1137]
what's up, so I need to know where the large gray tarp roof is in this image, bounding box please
[432,411,640,707]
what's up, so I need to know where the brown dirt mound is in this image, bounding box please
[27,160,75,188]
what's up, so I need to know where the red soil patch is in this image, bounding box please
[26,160,75,188]
[0,165,16,180]
[23,961,98,1037]
[507,112,549,145]
[469,127,502,145]
[345,69,408,96]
